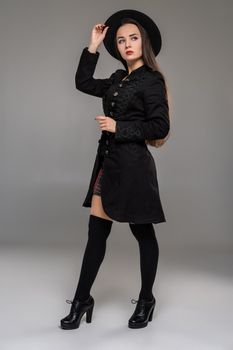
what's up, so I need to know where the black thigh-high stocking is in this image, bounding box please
[129,223,159,301]
[73,214,113,301]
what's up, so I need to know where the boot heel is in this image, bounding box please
[86,304,94,323]
[148,305,155,321]
[60,295,94,330]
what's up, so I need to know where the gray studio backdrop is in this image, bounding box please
[0,0,232,252]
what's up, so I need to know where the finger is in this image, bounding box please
[95,23,104,28]
[95,116,106,120]
[95,24,105,31]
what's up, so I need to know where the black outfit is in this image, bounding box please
[60,46,167,329]
[72,214,159,303]
[75,47,170,224]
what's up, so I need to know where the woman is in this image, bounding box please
[60,9,170,330]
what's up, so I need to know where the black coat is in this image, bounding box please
[75,47,170,224]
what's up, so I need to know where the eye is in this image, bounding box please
[117,36,138,44]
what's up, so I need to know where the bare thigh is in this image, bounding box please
[90,194,113,222]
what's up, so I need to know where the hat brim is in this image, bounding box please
[103,9,162,63]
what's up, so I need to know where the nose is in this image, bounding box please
[125,40,131,48]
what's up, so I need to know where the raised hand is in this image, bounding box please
[88,23,109,52]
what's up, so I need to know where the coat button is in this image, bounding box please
[111,102,115,107]
[113,91,118,96]
[109,111,113,116]
[105,149,109,155]
[119,83,123,87]
[106,140,109,145]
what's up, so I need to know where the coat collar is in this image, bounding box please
[121,64,150,80]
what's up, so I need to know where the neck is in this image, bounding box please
[127,59,145,74]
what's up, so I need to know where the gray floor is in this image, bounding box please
[1,243,232,350]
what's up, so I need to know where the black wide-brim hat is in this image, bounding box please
[103,9,162,63]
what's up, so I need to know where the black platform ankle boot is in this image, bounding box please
[128,296,156,329]
[60,295,94,329]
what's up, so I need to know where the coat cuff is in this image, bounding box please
[115,120,145,142]
[83,46,100,58]
[115,119,170,142]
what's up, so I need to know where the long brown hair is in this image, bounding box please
[114,18,172,148]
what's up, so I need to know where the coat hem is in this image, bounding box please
[100,197,166,224]
[82,191,166,224]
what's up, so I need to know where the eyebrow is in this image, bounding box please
[117,33,138,39]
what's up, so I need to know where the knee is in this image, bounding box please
[129,222,153,233]
[129,222,157,242]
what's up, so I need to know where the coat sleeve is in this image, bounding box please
[114,74,170,142]
[75,47,116,97]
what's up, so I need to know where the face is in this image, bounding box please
[116,23,143,64]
